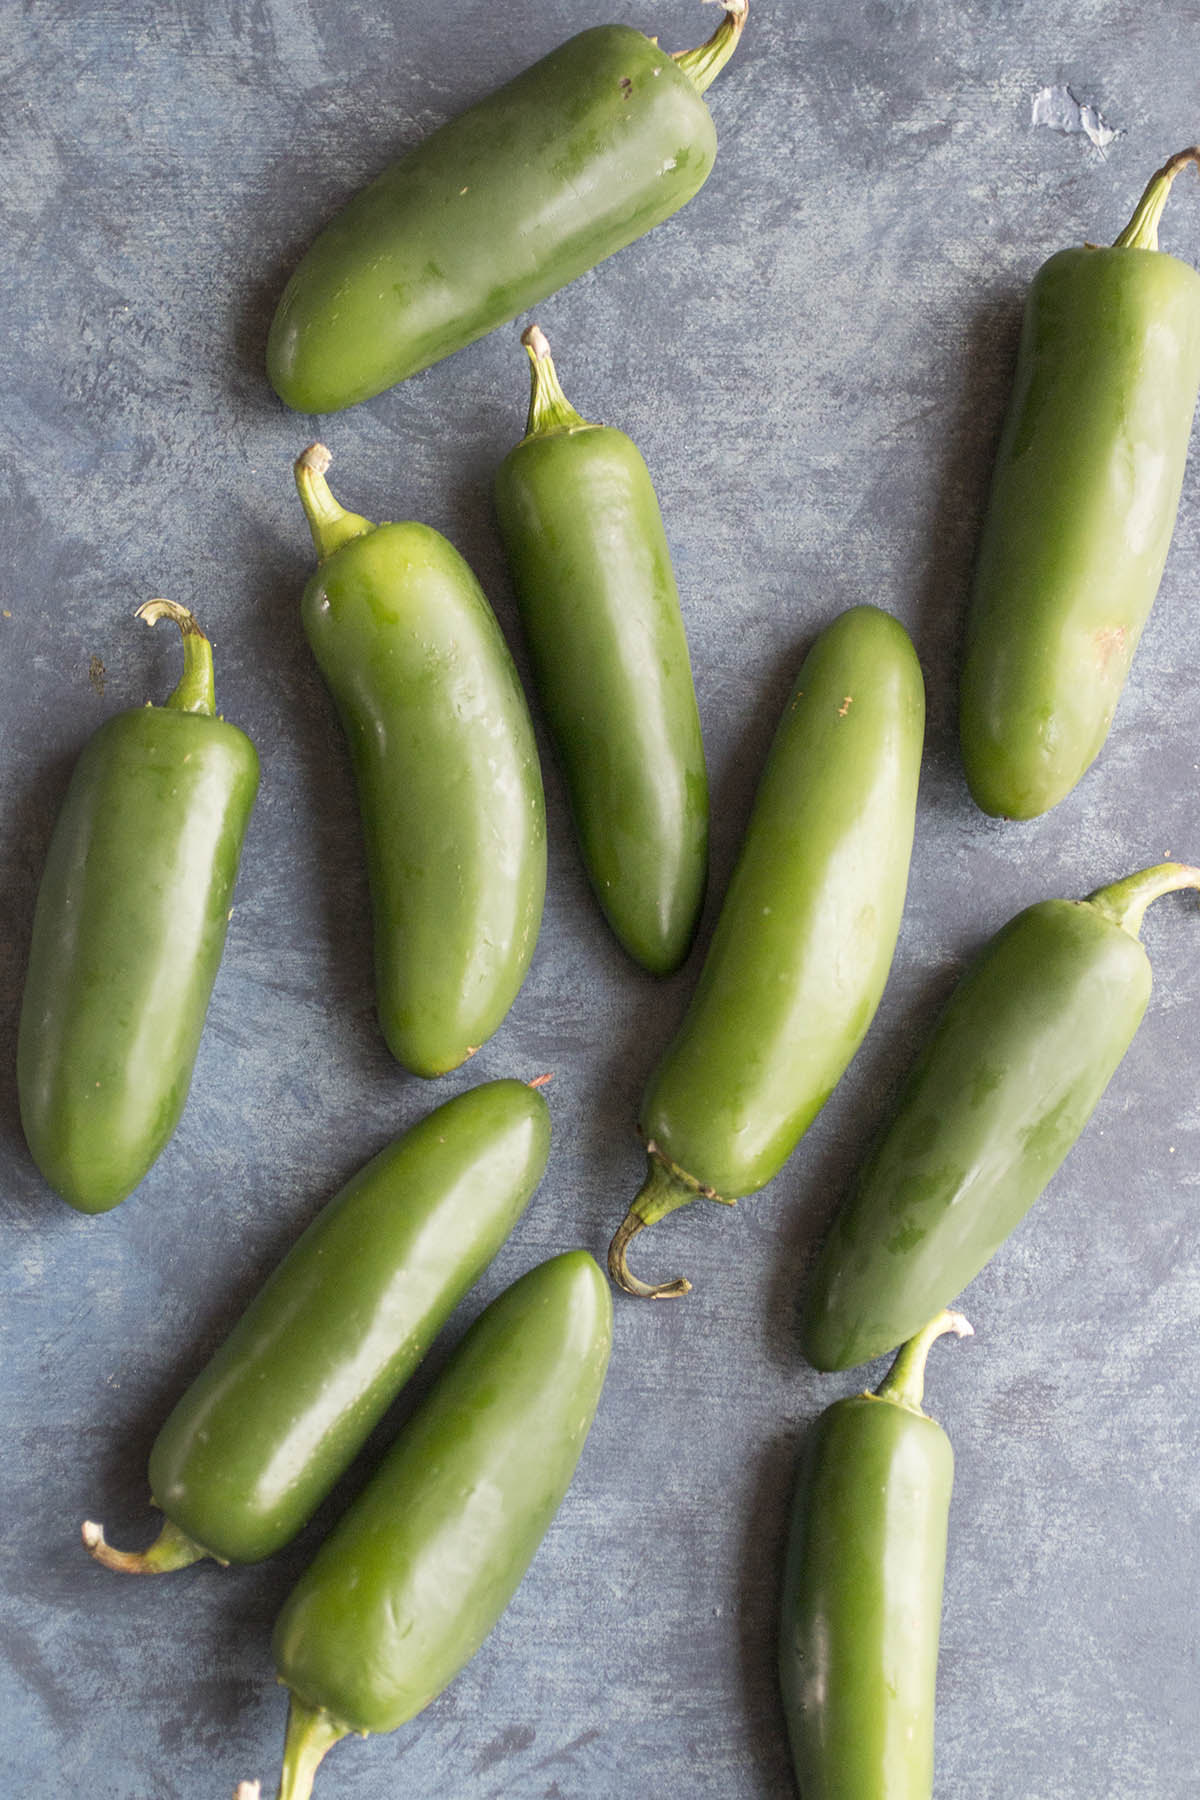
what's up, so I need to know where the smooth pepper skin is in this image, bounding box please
[17,609,258,1213]
[780,1314,968,1800]
[803,863,1200,1372]
[494,327,708,974]
[961,151,1200,819]
[268,1252,612,1792]
[136,1080,550,1568]
[266,10,746,412]
[609,605,924,1296]
[297,451,546,1077]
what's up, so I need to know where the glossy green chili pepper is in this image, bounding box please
[17,602,259,1214]
[608,605,924,1297]
[295,445,546,1077]
[960,147,1200,819]
[253,1251,611,1800]
[80,1078,550,1574]
[804,861,1200,1372]
[494,324,709,974]
[780,1310,971,1800]
[266,4,748,413]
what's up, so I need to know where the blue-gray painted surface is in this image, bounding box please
[2,2,1199,1795]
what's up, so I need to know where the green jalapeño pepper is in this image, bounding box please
[18,602,259,1214]
[780,1310,972,1800]
[494,325,709,974]
[81,1079,551,1573]
[608,605,924,1297]
[295,445,546,1077]
[254,1251,612,1800]
[960,147,1200,818]
[804,862,1200,1372]
[266,4,748,412]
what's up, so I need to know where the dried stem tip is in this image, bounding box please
[297,441,332,476]
[521,323,551,359]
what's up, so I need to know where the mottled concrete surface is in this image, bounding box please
[2,2,1199,1795]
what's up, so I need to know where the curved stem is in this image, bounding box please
[607,1153,721,1298]
[81,1514,211,1575]
[294,443,374,561]
[672,1,748,96]
[1112,146,1200,251]
[135,600,215,716]
[608,1209,692,1299]
[874,1310,973,1415]
[520,325,590,439]
[1085,862,1200,939]
[275,1695,350,1800]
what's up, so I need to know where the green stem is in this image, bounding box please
[608,1149,733,1298]
[1112,146,1200,251]
[135,600,215,716]
[80,1514,211,1575]
[520,325,590,438]
[672,1,748,96]
[1085,861,1200,939]
[293,444,374,560]
[874,1310,973,1415]
[275,1695,350,1800]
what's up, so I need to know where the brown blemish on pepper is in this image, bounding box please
[1095,624,1128,666]
[620,75,633,97]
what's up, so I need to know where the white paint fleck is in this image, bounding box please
[1031,85,1121,150]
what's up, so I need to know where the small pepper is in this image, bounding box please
[780,1309,972,1800]
[960,147,1200,818]
[267,4,748,411]
[18,601,259,1212]
[804,862,1200,1371]
[495,324,709,974]
[295,445,546,1077]
[249,1252,612,1800]
[608,605,924,1297]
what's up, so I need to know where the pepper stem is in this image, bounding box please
[1085,861,1200,939]
[520,325,590,438]
[672,1,748,96]
[274,1694,350,1800]
[607,1152,729,1298]
[1112,146,1200,252]
[135,600,216,716]
[80,1514,211,1575]
[874,1310,973,1415]
[294,444,374,561]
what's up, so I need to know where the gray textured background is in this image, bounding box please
[2,2,1199,1796]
